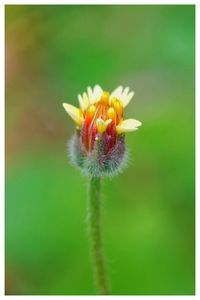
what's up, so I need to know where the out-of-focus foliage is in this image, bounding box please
[5,5,195,295]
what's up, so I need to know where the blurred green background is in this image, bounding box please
[5,5,195,295]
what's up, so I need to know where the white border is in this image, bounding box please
[2,1,198,299]
[1,0,198,4]
[195,2,198,299]
[1,1,5,298]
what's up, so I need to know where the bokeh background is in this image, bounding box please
[5,5,195,295]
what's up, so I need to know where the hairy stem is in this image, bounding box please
[87,176,110,295]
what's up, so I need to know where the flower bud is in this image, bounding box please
[63,85,142,177]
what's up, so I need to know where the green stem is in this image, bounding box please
[87,176,110,295]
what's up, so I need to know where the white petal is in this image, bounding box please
[122,87,130,98]
[123,91,135,107]
[94,85,103,96]
[92,85,103,103]
[109,86,123,103]
[83,92,90,107]
[78,94,84,109]
[116,118,142,134]
[87,86,93,103]
[62,103,83,126]
[78,93,89,111]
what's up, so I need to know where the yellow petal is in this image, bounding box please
[96,118,112,134]
[116,118,142,134]
[62,103,84,127]
[107,107,116,120]
[101,91,109,103]
[105,119,112,127]
[112,98,123,116]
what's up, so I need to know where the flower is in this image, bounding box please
[63,85,142,177]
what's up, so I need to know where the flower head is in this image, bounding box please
[63,85,142,177]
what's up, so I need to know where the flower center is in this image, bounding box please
[81,91,124,153]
